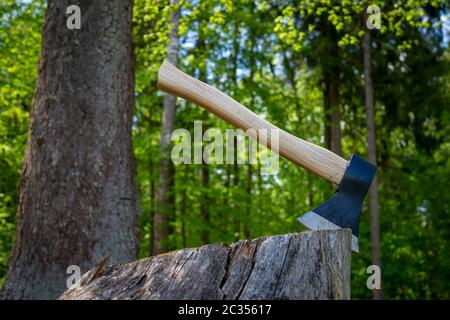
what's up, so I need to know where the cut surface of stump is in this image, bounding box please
[60,229,352,300]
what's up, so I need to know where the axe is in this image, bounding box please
[158,62,376,252]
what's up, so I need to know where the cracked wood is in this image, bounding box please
[60,229,352,300]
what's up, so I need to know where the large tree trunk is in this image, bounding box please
[1,0,139,299]
[59,229,352,300]
[363,18,383,300]
[152,0,181,255]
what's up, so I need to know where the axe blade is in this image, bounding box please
[297,154,376,253]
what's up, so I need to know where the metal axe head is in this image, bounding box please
[298,154,376,253]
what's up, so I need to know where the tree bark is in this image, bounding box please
[1,0,139,299]
[59,229,352,300]
[152,0,181,255]
[363,16,383,300]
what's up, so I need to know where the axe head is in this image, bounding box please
[297,154,376,253]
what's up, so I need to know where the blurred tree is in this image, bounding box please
[153,0,181,255]
[363,1,383,300]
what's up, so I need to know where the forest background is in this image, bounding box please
[0,0,449,299]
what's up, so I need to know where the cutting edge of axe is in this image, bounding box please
[157,61,376,253]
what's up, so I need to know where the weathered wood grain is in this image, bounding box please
[60,229,352,300]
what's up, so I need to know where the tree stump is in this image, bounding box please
[60,229,352,300]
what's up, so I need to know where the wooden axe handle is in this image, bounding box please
[158,62,348,185]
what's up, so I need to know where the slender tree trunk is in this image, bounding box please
[231,20,239,96]
[152,0,181,255]
[232,156,240,240]
[244,164,252,239]
[196,19,210,245]
[0,0,139,300]
[306,175,314,207]
[221,166,231,240]
[323,82,342,156]
[200,162,210,244]
[363,18,383,300]
[323,83,332,151]
[329,82,342,156]
[256,160,263,236]
[180,165,188,248]
[149,157,155,255]
[282,50,301,122]
[322,24,342,157]
[243,16,257,240]
[231,20,241,241]
[147,84,157,255]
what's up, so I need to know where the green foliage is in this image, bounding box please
[0,0,449,299]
